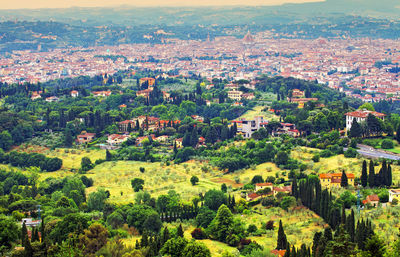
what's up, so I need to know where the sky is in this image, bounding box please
[0,0,322,9]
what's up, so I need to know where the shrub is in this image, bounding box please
[381,139,394,149]
[312,154,320,162]
[247,224,257,234]
[265,220,274,230]
[344,148,358,158]
[191,228,207,239]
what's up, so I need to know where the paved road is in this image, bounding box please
[354,145,400,160]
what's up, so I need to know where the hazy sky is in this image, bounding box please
[0,0,322,9]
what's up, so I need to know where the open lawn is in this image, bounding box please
[245,206,325,249]
[239,105,278,121]
[84,160,224,204]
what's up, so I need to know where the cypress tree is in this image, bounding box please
[106,150,112,161]
[21,221,28,247]
[277,220,288,250]
[292,177,298,199]
[290,245,297,257]
[341,205,346,225]
[141,231,149,247]
[24,234,33,256]
[346,209,355,242]
[312,232,322,255]
[135,240,140,249]
[349,118,362,138]
[284,243,291,257]
[177,224,184,238]
[387,164,392,187]
[340,170,348,188]
[368,160,375,187]
[361,160,368,187]
[31,227,39,242]
[190,127,198,147]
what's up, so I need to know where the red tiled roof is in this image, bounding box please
[256,183,273,187]
[345,110,386,118]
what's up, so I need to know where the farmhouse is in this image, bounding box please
[319,173,355,188]
[389,189,400,203]
[76,131,96,144]
[107,134,131,146]
[363,194,380,207]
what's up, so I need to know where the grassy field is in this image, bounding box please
[84,160,224,204]
[239,105,279,121]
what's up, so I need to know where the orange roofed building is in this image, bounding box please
[319,173,355,188]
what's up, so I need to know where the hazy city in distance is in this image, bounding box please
[0,1,400,257]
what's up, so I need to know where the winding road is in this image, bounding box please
[354,144,400,160]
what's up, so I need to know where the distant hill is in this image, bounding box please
[0,0,398,26]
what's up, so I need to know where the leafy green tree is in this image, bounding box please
[161,237,188,257]
[204,189,227,211]
[251,175,264,184]
[324,226,357,256]
[50,213,90,243]
[0,130,13,151]
[221,183,227,193]
[277,220,287,250]
[196,207,216,228]
[87,188,108,211]
[131,178,144,192]
[190,176,199,186]
[80,157,93,172]
[360,234,386,257]
[0,215,19,249]
[275,151,289,166]
[143,213,162,234]
[78,223,109,256]
[182,241,211,257]
[359,103,375,111]
[280,196,297,211]
[205,126,219,144]
[207,204,234,242]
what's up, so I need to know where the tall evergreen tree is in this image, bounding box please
[341,170,348,188]
[361,160,368,187]
[64,128,73,147]
[277,220,288,250]
[177,224,184,238]
[368,160,375,187]
[190,128,198,147]
[21,221,28,247]
[387,163,392,187]
[349,118,362,138]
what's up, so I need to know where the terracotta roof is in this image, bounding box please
[367,194,379,202]
[345,110,386,118]
[256,183,273,187]
[271,249,286,257]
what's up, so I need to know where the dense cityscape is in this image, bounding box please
[1,1,400,257]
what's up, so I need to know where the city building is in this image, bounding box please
[228,90,243,101]
[232,116,265,138]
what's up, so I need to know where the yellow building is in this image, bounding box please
[319,173,355,188]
